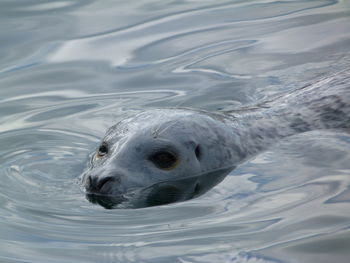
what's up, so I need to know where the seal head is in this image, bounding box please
[81,109,239,208]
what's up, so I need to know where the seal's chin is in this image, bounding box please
[83,166,235,209]
[85,193,126,209]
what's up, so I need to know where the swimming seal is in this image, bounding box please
[81,70,350,208]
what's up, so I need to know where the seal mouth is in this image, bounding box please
[82,165,235,209]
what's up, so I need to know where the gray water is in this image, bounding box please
[1,1,350,262]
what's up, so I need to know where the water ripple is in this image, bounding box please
[47,0,340,68]
[1,0,350,262]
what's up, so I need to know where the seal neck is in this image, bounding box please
[224,69,350,162]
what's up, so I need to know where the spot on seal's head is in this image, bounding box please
[81,109,238,208]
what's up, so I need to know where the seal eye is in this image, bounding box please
[150,151,179,170]
[96,142,108,158]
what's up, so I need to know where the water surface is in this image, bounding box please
[1,0,350,262]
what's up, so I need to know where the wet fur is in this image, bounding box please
[82,69,350,208]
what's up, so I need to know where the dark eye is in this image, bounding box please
[150,151,179,170]
[96,142,108,158]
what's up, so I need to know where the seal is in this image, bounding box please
[81,69,350,208]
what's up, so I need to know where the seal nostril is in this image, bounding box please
[97,176,114,191]
[194,183,201,195]
[84,175,114,193]
[84,175,93,190]
[195,144,202,160]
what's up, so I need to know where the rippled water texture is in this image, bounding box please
[1,1,350,262]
